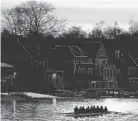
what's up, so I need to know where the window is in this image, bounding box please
[115,50,120,59]
[36,60,39,69]
[74,67,77,75]
[88,68,92,75]
[103,60,107,65]
[100,49,103,56]
[103,69,106,77]
[39,61,42,67]
[112,70,114,77]
[106,69,109,77]
[82,68,86,74]
[74,67,77,72]
[78,67,81,74]
[43,61,45,69]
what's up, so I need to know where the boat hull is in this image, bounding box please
[66,112,110,117]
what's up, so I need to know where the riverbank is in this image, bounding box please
[1,92,138,101]
[1,92,79,101]
[1,94,27,101]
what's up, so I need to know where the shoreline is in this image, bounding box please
[1,92,138,101]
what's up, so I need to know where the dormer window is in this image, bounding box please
[115,50,120,59]
[100,49,103,56]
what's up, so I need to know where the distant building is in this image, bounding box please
[1,38,49,93]
[80,41,118,89]
[103,40,138,90]
[45,45,102,90]
[127,54,138,90]
[1,62,15,93]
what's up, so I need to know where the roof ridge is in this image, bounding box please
[69,47,76,57]
[17,39,32,59]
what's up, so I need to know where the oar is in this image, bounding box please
[58,112,74,115]
[110,111,132,115]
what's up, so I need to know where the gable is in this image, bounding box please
[96,43,107,59]
[1,39,32,64]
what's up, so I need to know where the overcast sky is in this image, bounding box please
[2,0,138,32]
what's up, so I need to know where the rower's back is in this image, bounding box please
[100,106,104,112]
[93,105,96,113]
[104,106,108,112]
[96,106,99,113]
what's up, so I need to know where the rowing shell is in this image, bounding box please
[66,112,110,117]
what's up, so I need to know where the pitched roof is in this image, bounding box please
[1,39,32,64]
[80,41,101,58]
[53,46,88,58]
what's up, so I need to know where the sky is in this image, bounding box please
[1,0,138,32]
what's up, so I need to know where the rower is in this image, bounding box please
[74,106,78,114]
[85,106,88,113]
[78,107,81,113]
[79,106,82,113]
[88,106,90,113]
[93,105,96,112]
[96,106,99,113]
[100,106,104,112]
[82,106,85,113]
[104,106,108,112]
[90,106,93,113]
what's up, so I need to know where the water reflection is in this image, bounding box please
[1,98,138,121]
[13,100,16,118]
[52,98,57,107]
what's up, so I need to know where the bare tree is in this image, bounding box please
[129,20,138,35]
[103,21,123,39]
[88,21,105,39]
[2,7,24,35]
[60,26,87,39]
[2,0,66,37]
[89,27,103,39]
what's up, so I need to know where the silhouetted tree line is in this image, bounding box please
[2,0,138,48]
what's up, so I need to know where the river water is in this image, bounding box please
[1,98,138,121]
